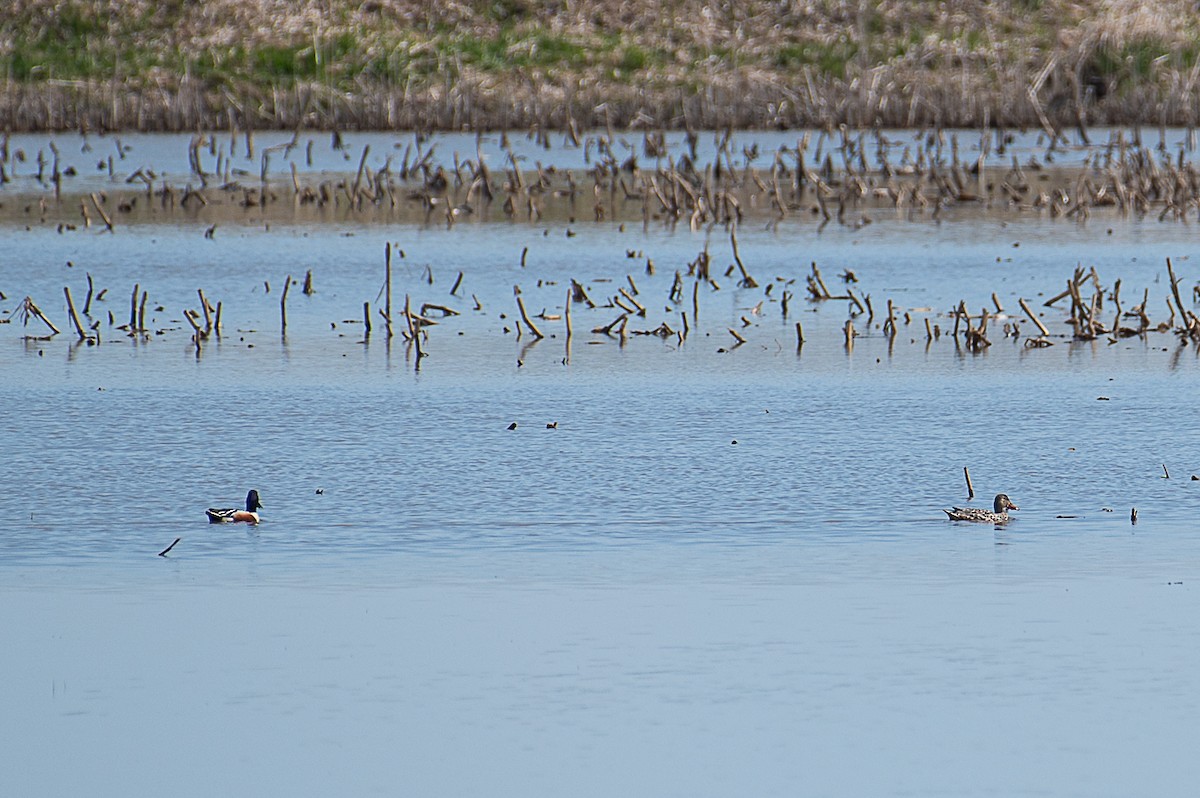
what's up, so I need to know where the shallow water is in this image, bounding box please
[3,147,1200,795]
[1,125,1192,199]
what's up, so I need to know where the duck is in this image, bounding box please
[944,493,1018,524]
[206,490,262,524]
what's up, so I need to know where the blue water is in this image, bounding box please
[3,173,1200,795]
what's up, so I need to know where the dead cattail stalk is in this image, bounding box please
[883,299,897,337]
[564,288,573,340]
[1166,258,1195,335]
[592,314,628,335]
[963,467,975,499]
[1019,297,1050,337]
[89,192,113,231]
[280,274,291,334]
[515,291,544,339]
[183,309,202,335]
[363,302,372,336]
[63,286,87,341]
[18,297,61,335]
[618,287,646,316]
[137,290,148,333]
[197,289,212,333]
[730,225,757,288]
[129,283,139,330]
[403,294,416,340]
[450,271,464,296]
[384,244,393,339]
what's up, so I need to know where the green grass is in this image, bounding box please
[774,39,859,79]
[1086,37,1197,89]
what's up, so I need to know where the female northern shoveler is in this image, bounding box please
[206,490,263,524]
[944,493,1018,524]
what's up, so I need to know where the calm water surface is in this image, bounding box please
[3,156,1200,795]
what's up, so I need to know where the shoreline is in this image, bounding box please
[2,71,1197,135]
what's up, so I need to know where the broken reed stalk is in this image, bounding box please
[450,271,464,296]
[280,274,291,333]
[795,321,804,347]
[727,327,747,344]
[729,225,757,287]
[883,299,897,337]
[592,314,627,336]
[214,302,222,337]
[21,297,61,335]
[384,243,393,338]
[83,272,94,315]
[515,291,544,339]
[363,301,372,336]
[89,192,113,231]
[963,467,975,499]
[63,286,87,341]
[197,288,212,333]
[1019,297,1050,337]
[564,287,573,341]
[137,290,147,332]
[157,537,181,557]
[407,296,424,364]
[1165,258,1195,334]
[129,283,138,330]
[403,294,416,339]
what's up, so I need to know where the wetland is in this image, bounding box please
[3,126,1200,796]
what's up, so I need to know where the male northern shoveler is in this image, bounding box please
[944,493,1018,524]
[206,490,262,524]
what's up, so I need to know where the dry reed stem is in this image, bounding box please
[19,296,60,335]
[280,273,291,333]
[63,286,87,341]
[89,193,113,232]
[1019,297,1051,337]
[198,289,213,333]
[137,290,147,333]
[515,292,544,339]
[384,243,393,339]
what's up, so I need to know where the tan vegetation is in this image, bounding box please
[1,0,1199,130]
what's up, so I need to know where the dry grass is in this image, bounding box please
[1,0,1199,130]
